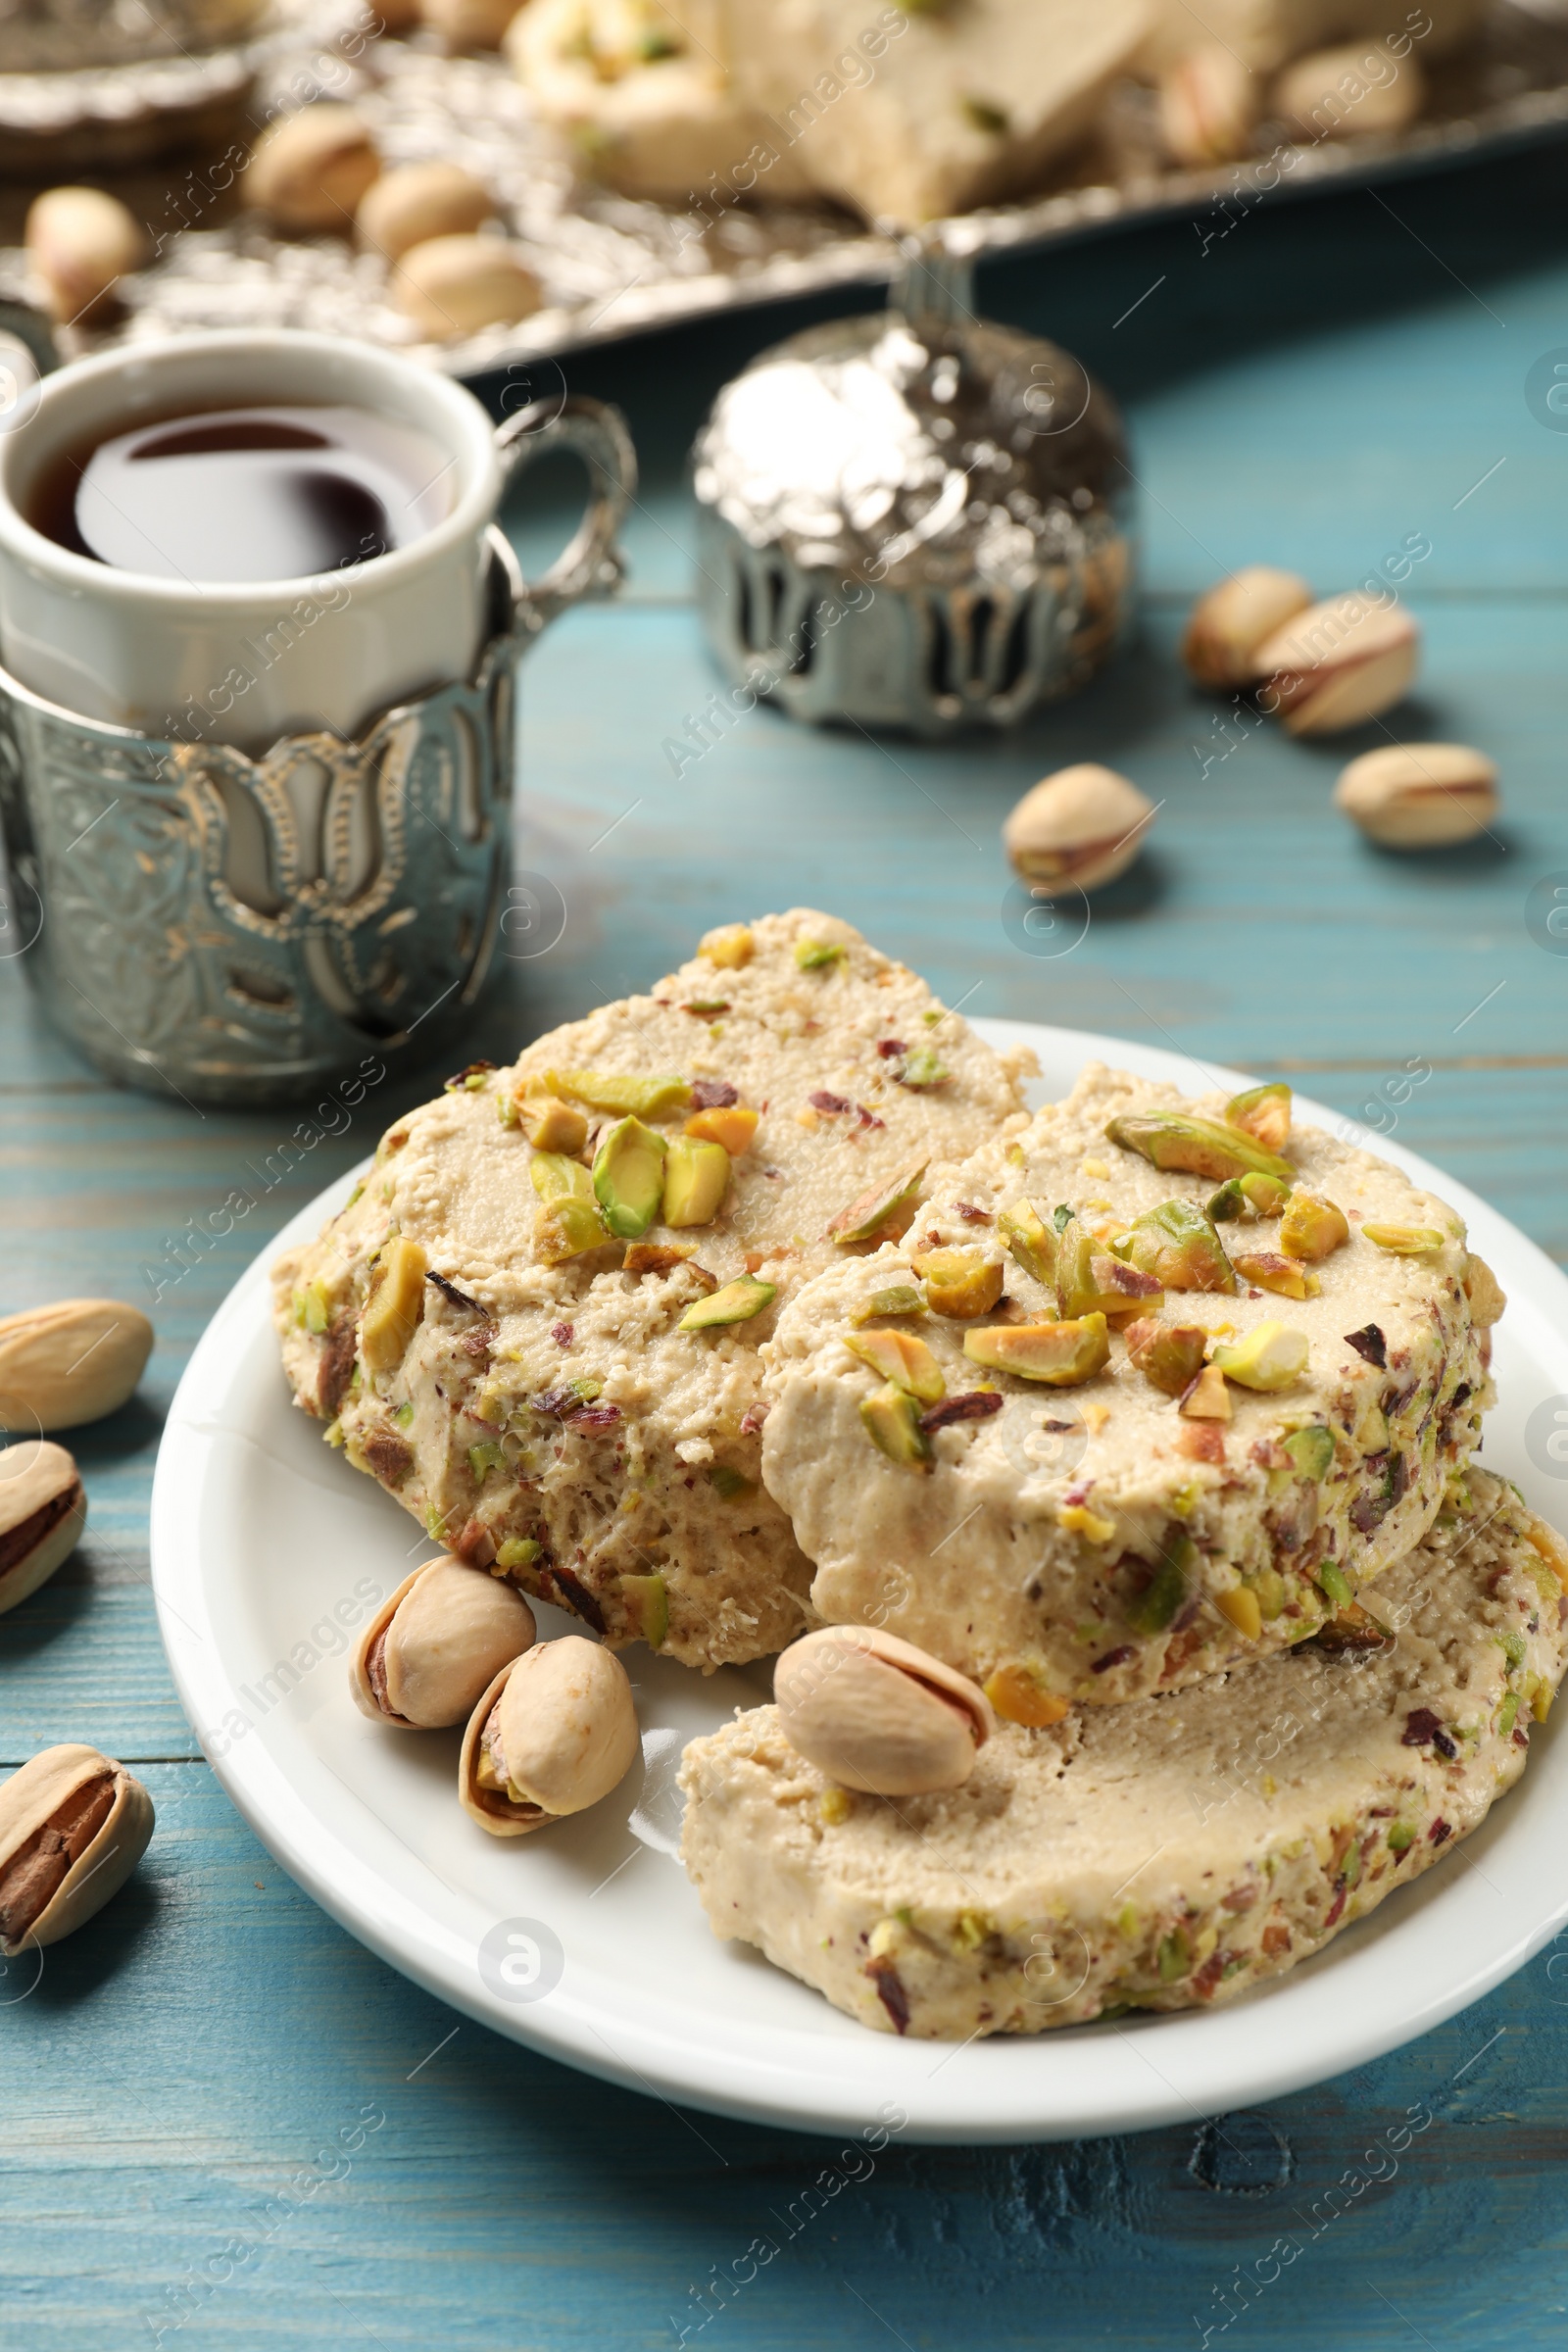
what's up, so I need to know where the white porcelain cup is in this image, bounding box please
[0,327,631,753]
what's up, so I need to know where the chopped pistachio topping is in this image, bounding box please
[1127,1532,1197,1637]
[701,923,754,969]
[1283,1423,1336,1482]
[546,1067,691,1116]
[677,1275,776,1331]
[1115,1199,1236,1294]
[1232,1250,1319,1300]
[468,1440,507,1481]
[998,1197,1055,1290]
[912,1247,1004,1320]
[1317,1560,1353,1612]
[684,1104,758,1154]
[517,1095,590,1154]
[1215,1586,1263,1641]
[853,1283,929,1323]
[662,1135,729,1228]
[708,1464,754,1499]
[827,1153,928,1245]
[1279,1192,1349,1261]
[361,1236,427,1374]
[496,1537,542,1570]
[983,1660,1069,1727]
[593,1115,669,1241]
[843,1328,946,1402]
[1123,1318,1207,1397]
[795,939,846,970]
[534,1195,610,1264]
[531,1150,594,1202]
[1210,1321,1309,1392]
[1226,1081,1292,1154]
[896,1047,950,1090]
[1055,1223,1158,1318]
[1362,1222,1446,1255]
[1179,1363,1231,1420]
[963,1313,1110,1386]
[859,1381,931,1465]
[1105,1108,1295,1184]
[618,1570,668,1647]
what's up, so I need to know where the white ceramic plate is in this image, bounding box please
[150,1022,1568,2143]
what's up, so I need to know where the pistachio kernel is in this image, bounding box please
[843,1329,945,1403]
[662,1136,729,1229]
[1210,1322,1310,1391]
[361,1238,427,1373]
[859,1382,931,1466]
[677,1276,775,1331]
[962,1314,1110,1387]
[912,1248,1004,1320]
[1122,1319,1206,1398]
[593,1116,668,1241]
[1362,1223,1446,1255]
[1278,1192,1349,1262]
[1105,1108,1294,1185]
[545,1068,690,1117]
[1226,1080,1292,1154]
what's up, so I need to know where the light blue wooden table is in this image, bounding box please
[6,137,1568,2351]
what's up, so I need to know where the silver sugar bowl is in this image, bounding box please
[693,240,1134,735]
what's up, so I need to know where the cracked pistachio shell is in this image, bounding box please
[774,1627,992,1797]
[0,1298,153,1432]
[0,1440,85,1617]
[352,1557,536,1729]
[0,1743,153,1956]
[460,1639,637,1837]
[1181,565,1311,688]
[1003,765,1154,897]
[1334,743,1498,848]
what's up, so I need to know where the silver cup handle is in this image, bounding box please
[493,393,637,631]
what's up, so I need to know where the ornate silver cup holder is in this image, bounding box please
[0,392,633,1107]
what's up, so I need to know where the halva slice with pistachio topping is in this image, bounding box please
[678,1470,1564,2038]
[759,1062,1493,1704]
[271,910,1030,1671]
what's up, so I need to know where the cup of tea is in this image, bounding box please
[0,328,634,1105]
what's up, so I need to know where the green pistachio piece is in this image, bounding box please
[468,1440,507,1481]
[1055,1224,1161,1318]
[1316,1560,1353,1612]
[592,1116,669,1242]
[827,1153,929,1245]
[1252,1566,1287,1620]
[1157,1926,1192,1983]
[294,1278,331,1335]
[530,1150,594,1205]
[859,1381,932,1465]
[795,939,847,969]
[852,1284,929,1322]
[662,1136,730,1229]
[1388,1821,1416,1853]
[1241,1172,1293,1215]
[496,1536,542,1570]
[1118,1200,1237,1294]
[1122,1319,1207,1398]
[1210,1321,1310,1392]
[677,1275,776,1332]
[844,1328,946,1402]
[1127,1531,1197,1637]
[1362,1223,1446,1255]
[1206,1179,1248,1223]
[1226,1081,1292,1154]
[1232,1250,1319,1300]
[708,1464,753,1499]
[545,1068,691,1117]
[1279,1193,1349,1261]
[913,1247,1004,1319]
[998,1198,1056,1289]
[534,1196,610,1264]
[1105,1109,1295,1185]
[1497,1692,1520,1740]
[897,1047,950,1089]
[618,1570,669,1647]
[1283,1424,1336,1482]
[963,1313,1110,1386]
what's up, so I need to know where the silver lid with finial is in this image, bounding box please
[692,232,1134,735]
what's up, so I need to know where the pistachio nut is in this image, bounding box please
[593,1115,667,1240]
[360,1238,426,1374]
[773,1626,992,1796]
[1278,1191,1348,1261]
[243,104,381,231]
[460,1637,638,1837]
[677,1274,775,1331]
[1210,1321,1309,1391]
[1123,1318,1207,1397]
[1180,565,1311,688]
[419,0,525,46]
[392,235,542,340]
[1274,42,1425,140]
[1179,1362,1232,1420]
[1226,1080,1292,1153]
[514,1094,589,1153]
[1159,44,1259,167]
[684,1104,758,1154]
[1333,743,1498,848]
[352,1557,536,1730]
[827,1153,928,1245]
[1003,764,1155,897]
[1253,592,1420,735]
[0,1298,154,1432]
[700,923,754,969]
[911,1247,1004,1320]
[1114,1199,1236,1294]
[1104,1107,1294,1185]
[545,1068,690,1117]
[356,161,494,260]
[997,1198,1055,1290]
[983,1658,1068,1728]
[844,1328,945,1402]
[963,1314,1110,1386]
[25,186,149,323]
[860,1383,931,1466]
[0,1441,85,1618]
[1232,1250,1319,1299]
[662,1136,729,1228]
[0,1743,153,1956]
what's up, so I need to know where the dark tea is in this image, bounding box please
[27,403,453,583]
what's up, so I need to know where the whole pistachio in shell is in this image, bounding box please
[356,162,495,261]
[773,1627,993,1796]
[1003,764,1154,897]
[0,1298,153,1432]
[243,104,381,232]
[1253,591,1420,735]
[1274,42,1425,140]
[0,1743,153,1955]
[352,1557,536,1729]
[1181,564,1312,688]
[391,235,542,340]
[1159,45,1259,166]
[461,1638,638,1836]
[25,186,149,324]
[1333,743,1498,848]
[0,1441,85,1618]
